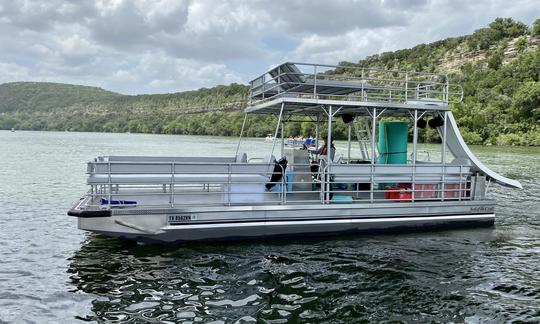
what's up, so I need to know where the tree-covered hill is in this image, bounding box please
[0,82,121,113]
[1,17,539,145]
[0,82,249,133]
[334,17,540,145]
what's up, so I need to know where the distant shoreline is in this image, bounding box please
[3,129,539,149]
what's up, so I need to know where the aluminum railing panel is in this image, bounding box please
[82,159,473,210]
[248,62,464,108]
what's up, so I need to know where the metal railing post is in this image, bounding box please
[441,111,448,202]
[107,161,112,207]
[445,75,449,103]
[282,164,286,204]
[227,163,231,206]
[405,72,408,102]
[326,106,333,203]
[459,165,463,201]
[347,124,351,163]
[313,65,317,99]
[170,162,175,207]
[371,108,377,165]
[280,120,284,158]
[361,68,365,101]
[278,66,281,96]
[271,102,285,158]
[370,163,374,203]
[235,114,248,156]
[262,74,265,100]
[370,108,377,203]
[412,109,418,163]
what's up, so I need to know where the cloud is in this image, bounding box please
[0,0,538,94]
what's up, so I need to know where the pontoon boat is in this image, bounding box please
[68,62,521,243]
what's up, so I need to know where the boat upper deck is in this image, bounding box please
[247,62,463,116]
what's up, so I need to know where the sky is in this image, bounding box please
[0,0,538,95]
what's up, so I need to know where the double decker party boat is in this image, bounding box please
[68,62,521,243]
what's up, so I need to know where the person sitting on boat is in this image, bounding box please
[302,136,311,150]
[304,136,312,146]
[310,137,336,175]
[317,137,335,161]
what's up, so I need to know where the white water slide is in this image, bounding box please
[440,112,522,189]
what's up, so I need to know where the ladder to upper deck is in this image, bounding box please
[354,117,376,161]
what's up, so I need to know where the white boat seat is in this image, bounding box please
[101,155,239,163]
[90,154,250,173]
[87,173,267,185]
[87,157,275,185]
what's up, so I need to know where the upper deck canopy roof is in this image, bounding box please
[246,62,463,117]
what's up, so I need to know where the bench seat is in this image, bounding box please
[87,173,267,185]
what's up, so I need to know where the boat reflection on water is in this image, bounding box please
[65,228,528,323]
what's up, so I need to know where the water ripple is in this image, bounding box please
[66,227,540,323]
[1,132,539,322]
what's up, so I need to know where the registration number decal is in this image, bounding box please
[470,206,494,213]
[168,214,198,222]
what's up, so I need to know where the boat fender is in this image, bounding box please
[265,157,288,190]
[341,114,354,124]
[428,116,444,128]
[416,118,427,129]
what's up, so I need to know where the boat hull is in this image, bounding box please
[74,201,496,243]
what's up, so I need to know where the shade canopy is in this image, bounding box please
[245,97,450,119]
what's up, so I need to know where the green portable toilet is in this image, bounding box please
[377,121,408,189]
[377,121,408,164]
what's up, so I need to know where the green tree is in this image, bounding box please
[513,81,540,120]
[515,36,528,52]
[489,17,528,38]
[531,18,540,36]
[487,48,504,69]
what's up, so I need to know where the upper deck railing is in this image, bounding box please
[249,62,463,107]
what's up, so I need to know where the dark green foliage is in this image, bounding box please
[468,28,500,50]
[488,17,528,39]
[487,47,504,69]
[332,17,540,146]
[0,82,249,134]
[451,48,540,145]
[0,82,121,113]
[467,17,528,50]
[515,36,528,52]
[532,19,540,36]
[513,81,540,119]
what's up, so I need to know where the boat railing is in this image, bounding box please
[85,160,287,209]
[249,62,463,106]
[82,159,475,210]
[322,163,473,204]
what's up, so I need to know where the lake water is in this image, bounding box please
[1,130,539,323]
